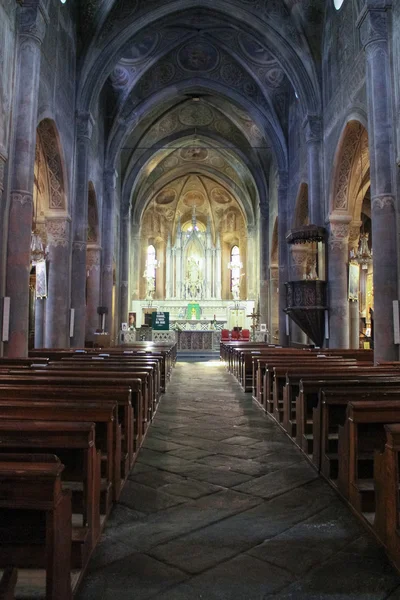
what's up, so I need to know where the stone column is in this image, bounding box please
[358,1,398,361]
[259,210,269,326]
[349,300,360,349]
[303,115,323,226]
[0,151,6,208]
[166,234,172,299]
[120,211,130,324]
[101,170,116,333]
[45,217,71,348]
[34,298,45,348]
[5,1,48,357]
[155,242,165,300]
[175,222,182,299]
[86,245,101,341]
[328,216,351,348]
[278,174,289,345]
[216,235,222,300]
[130,224,140,302]
[270,266,279,342]
[71,112,94,347]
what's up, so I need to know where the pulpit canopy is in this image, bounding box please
[286,225,326,245]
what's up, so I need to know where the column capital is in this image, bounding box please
[357,1,391,48]
[76,112,95,141]
[302,114,322,144]
[329,214,352,252]
[86,245,102,272]
[46,216,71,248]
[18,0,49,44]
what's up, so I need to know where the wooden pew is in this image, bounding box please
[0,567,17,600]
[0,395,118,512]
[16,368,147,447]
[281,364,400,436]
[297,376,400,468]
[373,424,400,569]
[0,454,72,600]
[0,420,100,566]
[324,395,400,502]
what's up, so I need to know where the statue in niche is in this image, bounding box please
[184,256,203,300]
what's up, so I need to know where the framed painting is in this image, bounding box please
[348,262,360,301]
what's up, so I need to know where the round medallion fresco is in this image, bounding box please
[180,147,209,162]
[122,32,158,62]
[265,67,285,88]
[179,104,213,127]
[211,187,231,204]
[238,33,275,65]
[158,112,178,135]
[221,62,244,86]
[183,191,205,207]
[155,188,177,205]
[178,41,219,72]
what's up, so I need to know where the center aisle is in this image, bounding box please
[77,361,400,600]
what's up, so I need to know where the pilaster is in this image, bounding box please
[358,0,397,361]
[5,0,48,356]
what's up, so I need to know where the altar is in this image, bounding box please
[177,330,221,351]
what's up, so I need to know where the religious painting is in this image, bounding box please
[183,191,205,207]
[178,42,219,72]
[211,187,231,204]
[348,262,359,301]
[180,147,208,162]
[128,312,136,329]
[155,188,176,205]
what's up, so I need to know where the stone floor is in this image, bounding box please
[77,361,400,600]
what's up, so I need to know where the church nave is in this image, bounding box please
[76,361,400,600]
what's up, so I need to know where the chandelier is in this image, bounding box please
[31,229,47,263]
[352,232,372,270]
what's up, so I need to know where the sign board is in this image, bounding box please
[152,311,170,331]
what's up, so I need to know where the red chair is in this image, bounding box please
[231,330,240,340]
[221,329,230,341]
[241,329,250,341]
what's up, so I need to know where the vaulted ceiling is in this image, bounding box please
[76,0,325,218]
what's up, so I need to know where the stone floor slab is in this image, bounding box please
[77,361,400,600]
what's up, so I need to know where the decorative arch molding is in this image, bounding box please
[329,119,369,217]
[36,119,68,214]
[106,79,287,173]
[132,166,255,229]
[110,29,282,137]
[122,131,264,222]
[293,182,309,227]
[78,2,321,117]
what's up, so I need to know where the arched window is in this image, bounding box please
[144,244,158,300]
[230,245,242,291]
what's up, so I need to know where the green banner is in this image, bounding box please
[152,311,170,330]
[186,303,201,319]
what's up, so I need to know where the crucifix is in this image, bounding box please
[246,307,261,341]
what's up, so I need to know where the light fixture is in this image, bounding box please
[350,134,372,270]
[353,232,372,270]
